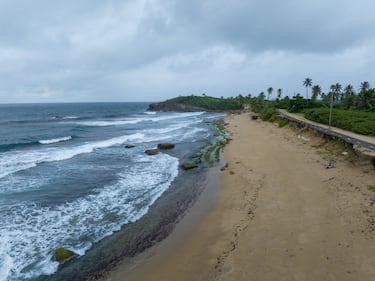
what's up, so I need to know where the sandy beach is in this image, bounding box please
[105,113,375,281]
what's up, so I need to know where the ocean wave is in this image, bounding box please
[0,136,73,152]
[38,136,72,145]
[0,154,179,281]
[72,119,142,127]
[51,115,78,120]
[148,111,205,122]
[0,133,145,179]
[0,141,38,152]
[144,111,156,115]
[69,112,205,127]
[0,234,13,281]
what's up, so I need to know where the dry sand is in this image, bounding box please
[106,113,375,281]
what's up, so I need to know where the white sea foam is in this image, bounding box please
[38,136,72,145]
[70,112,205,127]
[0,176,49,194]
[147,111,205,122]
[144,111,156,115]
[52,115,78,120]
[1,153,179,281]
[0,133,145,179]
[0,234,13,281]
[182,127,208,140]
[73,119,142,127]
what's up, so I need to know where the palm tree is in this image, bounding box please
[343,84,356,109]
[357,82,374,109]
[360,81,370,93]
[330,83,342,103]
[344,84,355,96]
[277,88,282,99]
[328,83,342,128]
[303,78,313,99]
[311,85,321,100]
[267,87,273,100]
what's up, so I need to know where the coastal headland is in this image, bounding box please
[105,112,375,281]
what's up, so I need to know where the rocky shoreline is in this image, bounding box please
[33,120,225,281]
[34,164,208,281]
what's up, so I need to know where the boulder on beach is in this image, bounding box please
[52,247,79,265]
[125,145,135,149]
[157,143,175,150]
[181,162,198,170]
[145,148,160,155]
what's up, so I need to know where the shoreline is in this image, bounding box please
[103,163,222,281]
[34,117,224,281]
[105,112,375,281]
[35,164,212,281]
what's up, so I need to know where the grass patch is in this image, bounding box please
[278,118,289,128]
[304,108,375,136]
[368,185,375,192]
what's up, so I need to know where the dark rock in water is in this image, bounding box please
[125,145,135,149]
[145,148,160,155]
[157,143,175,150]
[181,162,198,170]
[52,248,79,265]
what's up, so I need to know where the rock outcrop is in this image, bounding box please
[157,143,175,149]
[181,162,198,170]
[145,148,160,155]
[52,247,79,265]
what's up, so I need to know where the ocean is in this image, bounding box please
[0,103,225,281]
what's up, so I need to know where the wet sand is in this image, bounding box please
[105,113,375,281]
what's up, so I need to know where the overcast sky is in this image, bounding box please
[1,0,375,103]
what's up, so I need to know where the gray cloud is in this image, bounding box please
[0,0,375,102]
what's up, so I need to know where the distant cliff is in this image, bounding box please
[148,95,242,112]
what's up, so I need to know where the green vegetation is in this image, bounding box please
[193,119,228,167]
[278,119,289,128]
[214,120,225,133]
[243,79,375,136]
[304,108,375,136]
[161,95,242,110]
[151,79,375,136]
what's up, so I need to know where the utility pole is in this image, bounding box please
[329,92,333,129]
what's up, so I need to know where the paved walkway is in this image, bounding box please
[278,109,375,152]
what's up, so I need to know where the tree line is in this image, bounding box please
[236,78,375,136]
